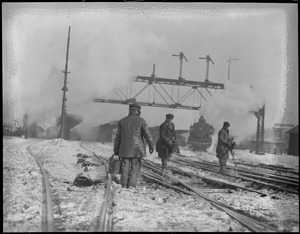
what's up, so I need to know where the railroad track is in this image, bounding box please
[80,142,282,232]
[24,141,111,232]
[172,154,298,194]
[96,174,114,232]
[204,151,298,175]
[26,146,56,232]
[141,158,279,232]
[80,142,113,232]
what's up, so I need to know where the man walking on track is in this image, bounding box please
[156,114,177,175]
[113,104,154,188]
[216,121,232,174]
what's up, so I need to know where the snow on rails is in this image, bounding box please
[3,138,298,232]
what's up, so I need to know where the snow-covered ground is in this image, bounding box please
[3,137,106,232]
[3,137,299,232]
[3,138,43,232]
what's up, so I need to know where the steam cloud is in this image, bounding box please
[3,4,291,142]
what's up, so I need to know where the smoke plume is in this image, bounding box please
[3,4,293,143]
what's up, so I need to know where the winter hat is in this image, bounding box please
[129,104,141,115]
[223,121,230,127]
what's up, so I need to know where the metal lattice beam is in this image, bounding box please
[94,74,224,110]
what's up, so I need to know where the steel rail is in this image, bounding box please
[202,152,298,175]
[172,156,299,193]
[160,161,271,196]
[96,173,114,232]
[141,170,192,195]
[173,158,299,194]
[141,158,278,232]
[178,157,298,186]
[26,146,56,232]
[80,142,114,232]
[256,163,298,174]
[214,159,298,183]
[174,154,298,183]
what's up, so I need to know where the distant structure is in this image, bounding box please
[249,123,294,155]
[94,121,118,143]
[286,125,298,156]
[26,114,82,139]
[58,114,83,140]
[28,122,46,138]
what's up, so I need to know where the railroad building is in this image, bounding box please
[95,121,118,143]
[249,123,294,155]
[286,125,298,156]
[3,114,84,140]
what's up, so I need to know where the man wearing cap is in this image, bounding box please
[113,104,154,188]
[156,114,177,175]
[216,121,232,174]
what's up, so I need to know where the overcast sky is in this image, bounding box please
[2,2,298,142]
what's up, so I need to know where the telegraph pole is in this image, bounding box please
[227,57,239,80]
[199,55,214,82]
[260,104,265,154]
[60,26,71,139]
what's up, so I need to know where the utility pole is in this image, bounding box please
[172,52,188,80]
[60,26,71,139]
[199,55,214,82]
[227,57,239,80]
[260,104,265,154]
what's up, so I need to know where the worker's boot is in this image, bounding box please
[220,166,225,175]
[161,168,165,176]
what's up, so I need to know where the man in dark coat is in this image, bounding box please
[216,121,232,174]
[156,114,177,175]
[113,104,154,188]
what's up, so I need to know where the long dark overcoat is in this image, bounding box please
[156,121,176,158]
[216,128,230,159]
[114,114,154,158]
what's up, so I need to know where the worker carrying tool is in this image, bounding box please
[228,137,238,176]
[113,104,154,188]
[156,114,179,175]
[216,121,233,174]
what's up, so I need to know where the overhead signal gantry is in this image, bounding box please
[94,52,224,110]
